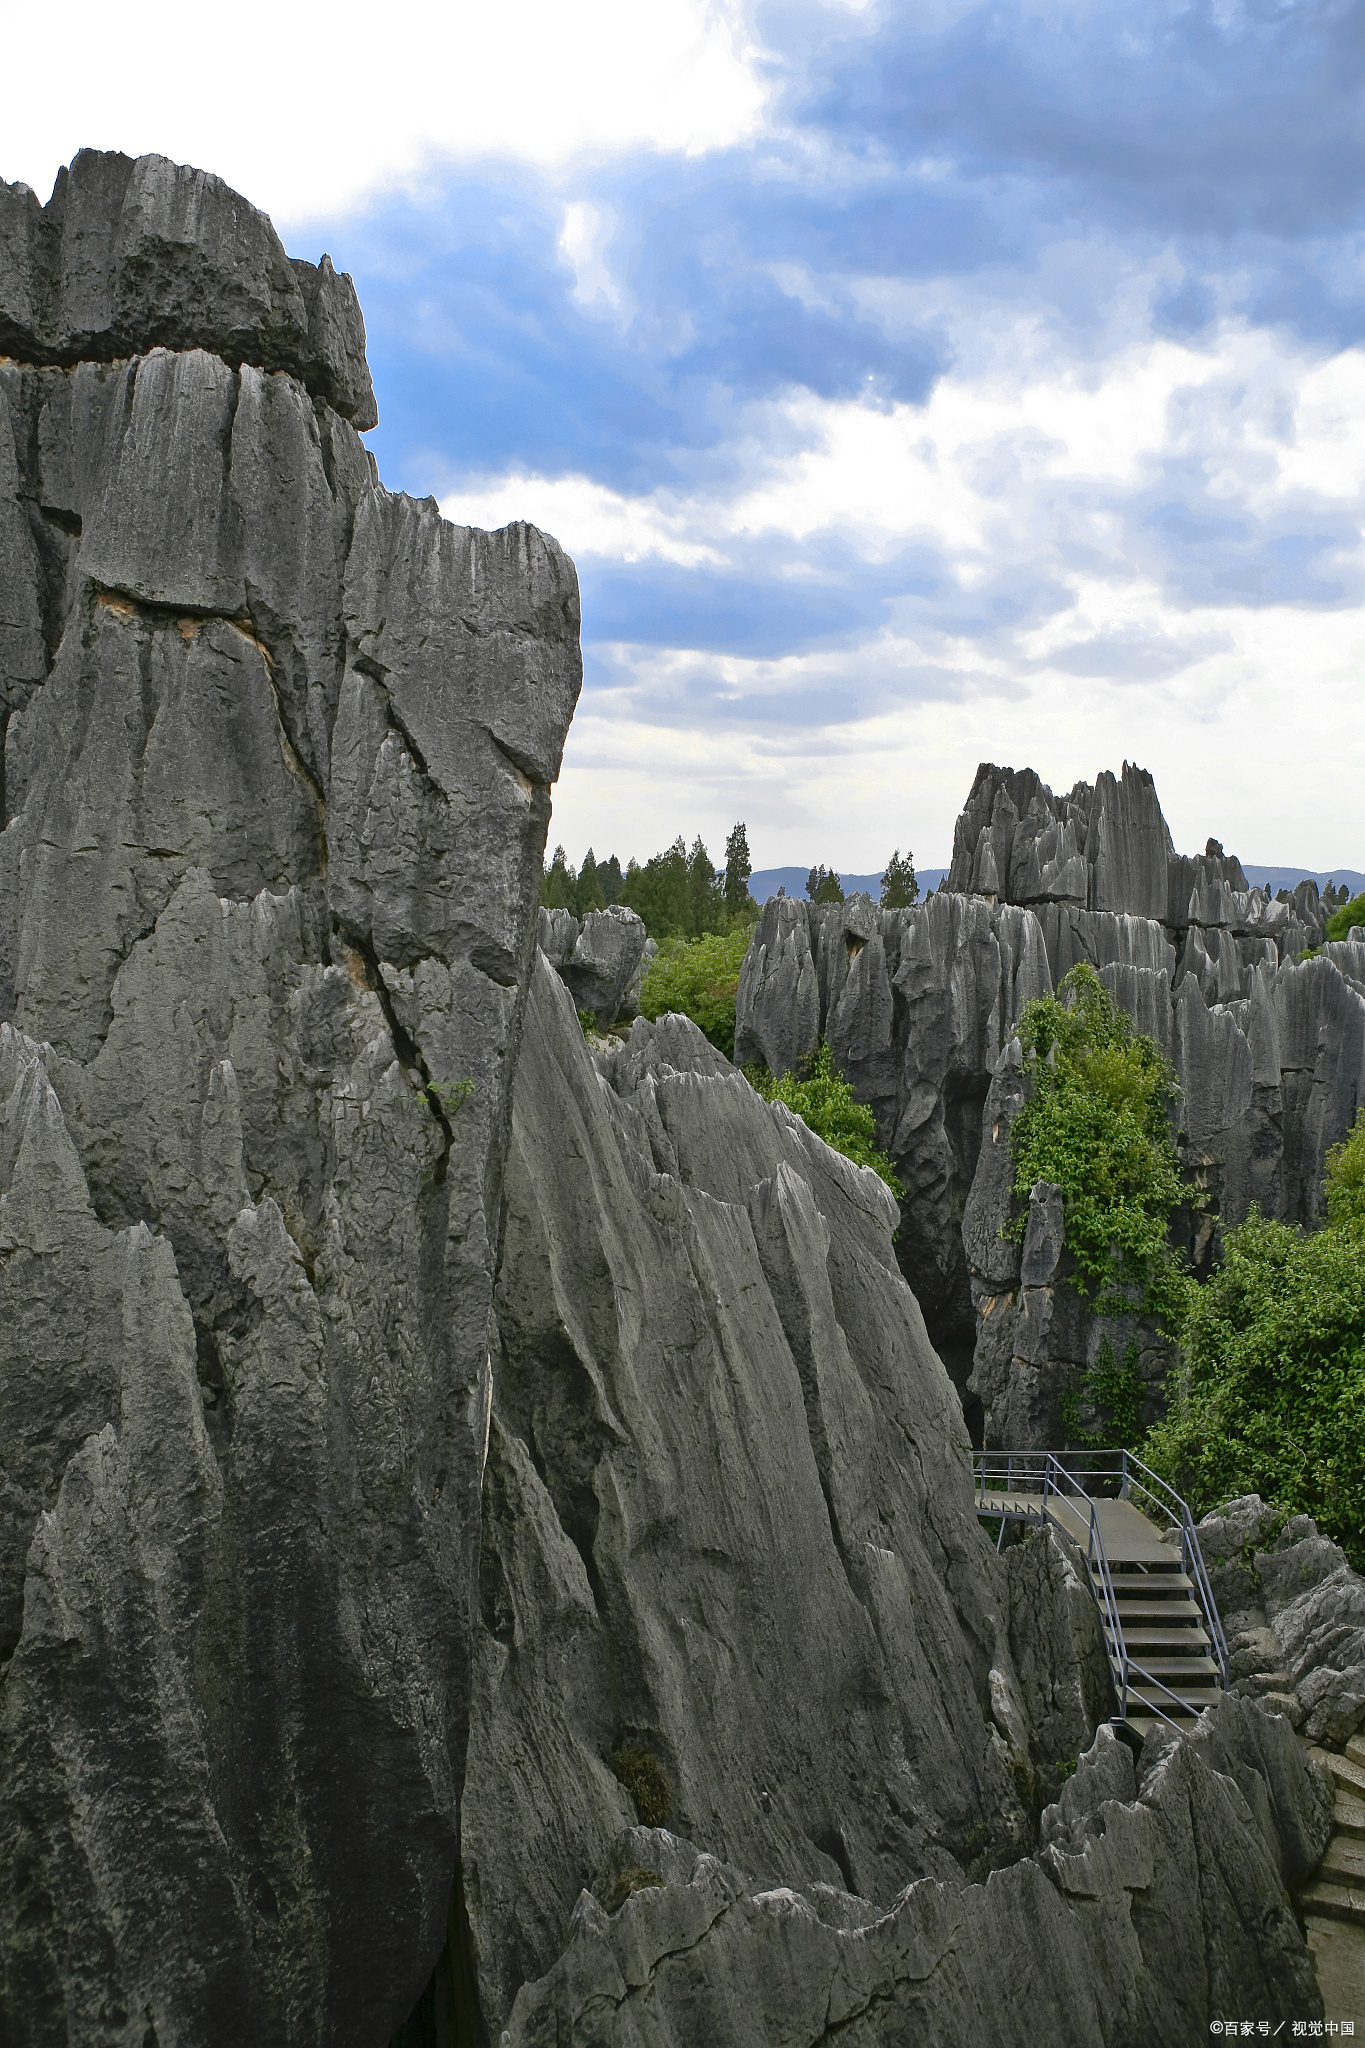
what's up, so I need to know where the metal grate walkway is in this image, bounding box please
[973,1450,1229,1736]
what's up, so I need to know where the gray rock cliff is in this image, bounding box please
[736,760,1363,1451]
[464,955,1035,2032]
[498,1701,1326,2045]
[0,150,580,2045]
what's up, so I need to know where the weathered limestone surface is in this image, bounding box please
[464,956,1036,2032]
[0,147,376,424]
[535,902,650,1025]
[736,889,1050,1394]
[1197,1499,1365,1748]
[0,150,580,2047]
[498,1704,1325,2046]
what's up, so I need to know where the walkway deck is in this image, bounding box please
[973,1451,1229,1737]
[978,1490,1179,1563]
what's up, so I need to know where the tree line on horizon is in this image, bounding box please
[542,828,921,939]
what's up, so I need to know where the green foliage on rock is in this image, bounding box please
[747,1044,903,1198]
[639,924,754,1058]
[1325,890,1365,942]
[1142,1111,1365,1567]
[1009,963,1190,1327]
[1061,1339,1144,1451]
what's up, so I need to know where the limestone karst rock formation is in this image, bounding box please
[535,901,650,1026]
[500,1702,1328,2046]
[457,955,1328,2045]
[735,759,1364,1450]
[0,149,580,2045]
[0,153,1340,2048]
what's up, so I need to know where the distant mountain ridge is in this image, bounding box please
[748,864,1361,905]
[749,867,949,902]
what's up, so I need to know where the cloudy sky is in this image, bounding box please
[8,0,1365,872]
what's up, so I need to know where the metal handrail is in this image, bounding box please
[971,1447,1229,1726]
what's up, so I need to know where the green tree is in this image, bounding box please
[688,836,724,935]
[724,821,755,917]
[620,838,692,938]
[599,853,624,906]
[574,847,606,917]
[639,925,754,1058]
[1142,1112,1365,1567]
[880,849,918,909]
[1325,890,1365,942]
[1009,963,1190,1327]
[747,1044,902,1197]
[541,844,576,909]
[806,865,845,904]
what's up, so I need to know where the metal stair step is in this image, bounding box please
[1097,1568,1195,1590]
[1296,1877,1365,1927]
[1124,1684,1221,1710]
[1108,1598,1204,1619]
[1106,1625,1210,1648]
[1122,1656,1220,1679]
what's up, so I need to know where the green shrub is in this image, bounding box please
[1061,1339,1144,1451]
[1325,890,1365,943]
[639,924,754,1058]
[1008,964,1190,1328]
[1140,1161,1365,1568]
[747,1043,903,1197]
[607,1746,672,1828]
[430,1077,474,1117]
[1327,1108,1365,1228]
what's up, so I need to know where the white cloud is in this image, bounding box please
[465,322,1365,873]
[558,204,631,316]
[2,0,767,226]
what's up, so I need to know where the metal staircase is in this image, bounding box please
[973,1450,1230,1735]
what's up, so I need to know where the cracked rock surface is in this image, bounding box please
[464,957,1036,2033]
[0,149,579,2046]
[500,1702,1325,2046]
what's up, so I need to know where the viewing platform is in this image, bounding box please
[973,1450,1229,1737]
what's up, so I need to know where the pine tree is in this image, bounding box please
[688,836,724,936]
[724,822,754,917]
[879,848,918,909]
[574,847,606,916]
[600,854,624,905]
[541,844,576,908]
[806,865,845,905]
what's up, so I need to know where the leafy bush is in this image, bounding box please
[1325,890,1365,943]
[1008,964,1190,1327]
[747,1044,903,1197]
[1061,1339,1144,1451]
[1141,1122,1365,1568]
[638,924,754,1058]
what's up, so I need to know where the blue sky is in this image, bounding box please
[11,0,1365,871]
